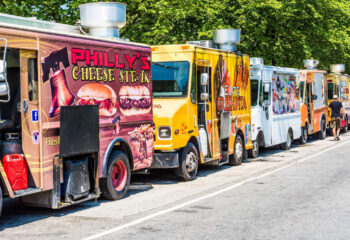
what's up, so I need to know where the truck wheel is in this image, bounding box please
[248,140,259,158]
[299,126,308,144]
[100,151,131,200]
[0,186,2,216]
[319,118,327,139]
[229,135,243,166]
[175,142,199,181]
[281,130,292,150]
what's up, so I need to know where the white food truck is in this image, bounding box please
[249,58,301,157]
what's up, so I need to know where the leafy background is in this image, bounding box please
[1,0,350,72]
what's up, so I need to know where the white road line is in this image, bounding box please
[82,139,350,240]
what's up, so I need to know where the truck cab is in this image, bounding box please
[151,29,252,181]
[249,57,301,158]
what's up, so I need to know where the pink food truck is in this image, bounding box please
[0,3,153,215]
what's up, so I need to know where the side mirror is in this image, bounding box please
[200,93,209,101]
[0,60,8,97]
[263,83,270,93]
[312,94,317,100]
[263,99,270,106]
[201,73,209,86]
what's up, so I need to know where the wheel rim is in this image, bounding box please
[111,160,127,191]
[253,141,259,156]
[186,152,197,173]
[235,139,243,159]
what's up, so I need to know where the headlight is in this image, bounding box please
[158,126,171,139]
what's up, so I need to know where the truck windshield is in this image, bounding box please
[152,61,190,98]
[250,79,259,106]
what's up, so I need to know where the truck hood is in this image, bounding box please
[153,98,188,121]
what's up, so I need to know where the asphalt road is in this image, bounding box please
[1,133,350,240]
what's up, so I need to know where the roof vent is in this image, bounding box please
[303,59,319,70]
[250,57,264,66]
[213,29,240,52]
[79,2,126,38]
[186,40,214,48]
[330,64,345,73]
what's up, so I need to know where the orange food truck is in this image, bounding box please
[0,3,154,215]
[299,60,329,143]
[151,29,252,181]
[327,64,350,132]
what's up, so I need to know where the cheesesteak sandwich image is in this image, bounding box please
[119,86,152,116]
[76,83,117,116]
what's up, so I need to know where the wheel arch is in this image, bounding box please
[257,130,265,147]
[102,138,134,178]
[188,136,200,154]
[288,127,294,140]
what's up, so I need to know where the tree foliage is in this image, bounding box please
[0,0,350,72]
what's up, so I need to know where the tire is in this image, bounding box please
[319,118,327,139]
[248,140,259,158]
[281,130,292,150]
[175,142,199,181]
[299,126,308,144]
[229,135,243,166]
[0,186,2,216]
[100,151,131,200]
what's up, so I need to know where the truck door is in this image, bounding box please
[197,64,212,160]
[306,82,314,133]
[20,50,40,187]
[261,80,272,146]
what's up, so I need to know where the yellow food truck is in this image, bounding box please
[151,29,252,181]
[327,64,350,131]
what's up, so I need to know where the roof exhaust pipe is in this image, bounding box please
[303,59,319,70]
[330,64,345,73]
[213,29,240,52]
[79,2,126,38]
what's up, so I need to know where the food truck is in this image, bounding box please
[299,60,328,143]
[0,3,153,215]
[151,29,252,181]
[327,64,350,131]
[249,58,301,157]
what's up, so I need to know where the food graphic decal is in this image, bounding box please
[119,86,151,116]
[42,47,74,117]
[77,83,117,116]
[128,124,154,169]
[272,75,296,115]
[213,55,249,135]
[42,46,152,119]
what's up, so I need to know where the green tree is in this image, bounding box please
[0,0,349,73]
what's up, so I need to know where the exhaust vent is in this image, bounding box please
[303,59,319,70]
[79,2,126,38]
[250,57,264,66]
[186,40,214,48]
[330,64,345,73]
[213,29,240,52]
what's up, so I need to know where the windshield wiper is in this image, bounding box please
[152,62,179,70]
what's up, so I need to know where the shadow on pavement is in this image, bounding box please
[1,132,347,231]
